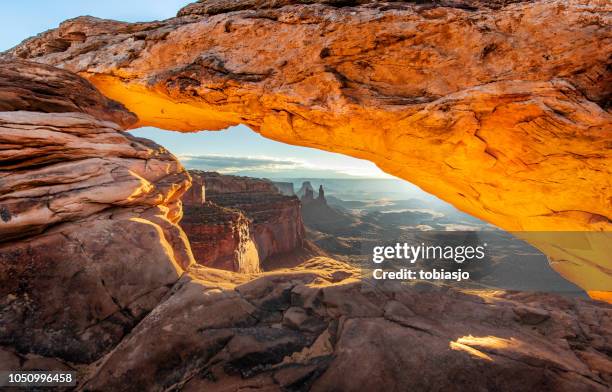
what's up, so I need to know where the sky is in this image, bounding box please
[1,1,193,51]
[2,1,390,179]
[131,127,391,179]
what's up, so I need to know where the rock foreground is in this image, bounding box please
[74,260,612,392]
[4,0,610,296]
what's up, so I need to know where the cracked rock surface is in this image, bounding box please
[78,259,612,391]
[4,0,610,296]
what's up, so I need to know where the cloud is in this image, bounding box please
[178,154,393,179]
[179,154,304,174]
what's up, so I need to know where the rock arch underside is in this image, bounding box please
[0,1,611,390]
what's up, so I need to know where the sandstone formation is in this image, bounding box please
[0,59,136,128]
[0,55,611,391]
[177,0,535,17]
[272,181,295,196]
[0,60,194,363]
[201,172,306,263]
[302,186,315,202]
[301,183,357,232]
[317,185,325,203]
[4,0,609,296]
[181,171,307,272]
[182,171,206,205]
[297,181,315,199]
[182,201,262,273]
[202,171,279,194]
[77,260,612,391]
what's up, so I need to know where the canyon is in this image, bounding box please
[180,170,309,273]
[298,181,590,294]
[0,0,610,390]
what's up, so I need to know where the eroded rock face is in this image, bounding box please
[272,180,295,196]
[4,0,610,296]
[182,171,206,205]
[0,55,610,391]
[0,26,612,391]
[301,184,357,233]
[182,201,262,273]
[201,172,306,262]
[78,260,612,391]
[0,207,188,363]
[0,112,189,242]
[181,171,306,272]
[201,171,279,194]
[0,59,136,128]
[177,0,533,17]
[0,60,194,363]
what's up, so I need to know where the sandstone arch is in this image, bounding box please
[4,0,610,295]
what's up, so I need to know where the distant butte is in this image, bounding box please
[181,171,314,273]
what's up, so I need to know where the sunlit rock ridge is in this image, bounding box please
[5,0,610,298]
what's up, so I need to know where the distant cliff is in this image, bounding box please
[181,201,260,273]
[300,182,356,232]
[181,171,307,272]
[201,171,278,194]
[296,181,314,199]
[272,181,295,196]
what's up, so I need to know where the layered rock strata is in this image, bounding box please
[181,171,306,272]
[178,0,536,17]
[202,171,279,194]
[182,170,206,204]
[272,181,295,196]
[182,201,261,273]
[5,0,610,297]
[202,172,306,261]
[0,60,194,363]
[0,59,136,128]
